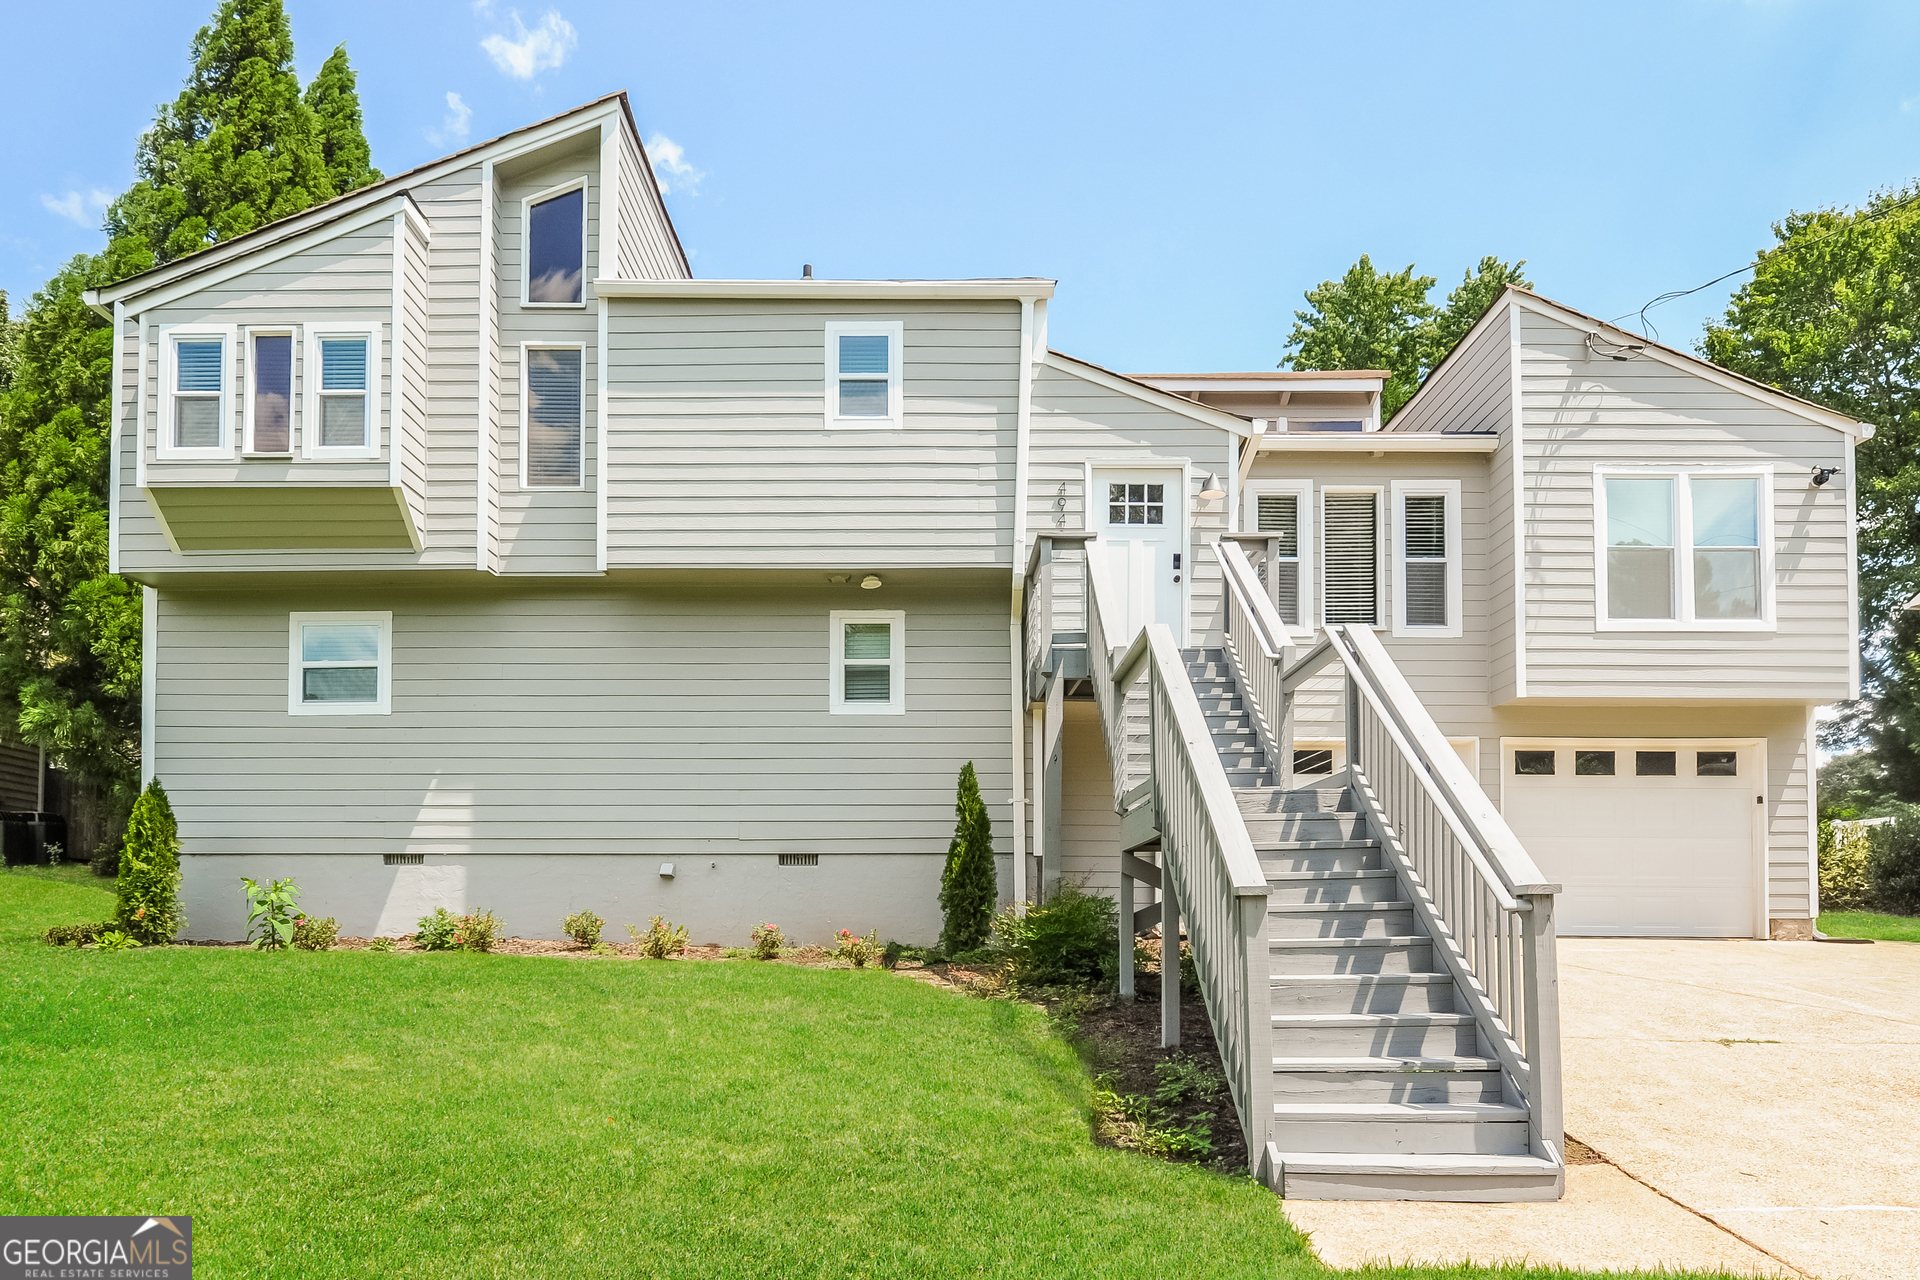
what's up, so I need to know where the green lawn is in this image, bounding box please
[1819,908,1920,942]
[2,870,1744,1279]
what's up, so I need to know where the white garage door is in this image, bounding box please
[1500,740,1759,938]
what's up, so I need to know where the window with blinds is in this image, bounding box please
[830,610,905,714]
[288,611,392,716]
[1255,492,1302,626]
[172,337,225,449]
[1402,494,1448,627]
[825,322,903,427]
[1322,492,1379,626]
[317,337,369,448]
[525,346,584,487]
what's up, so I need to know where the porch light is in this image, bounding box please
[1198,473,1225,499]
[861,575,883,590]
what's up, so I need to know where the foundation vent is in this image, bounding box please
[383,853,424,866]
[778,853,819,867]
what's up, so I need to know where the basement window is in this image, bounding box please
[829,610,905,715]
[289,612,392,716]
[524,179,587,306]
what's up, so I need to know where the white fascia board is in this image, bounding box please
[594,278,1056,300]
[1135,376,1385,394]
[1258,433,1498,453]
[1041,350,1256,437]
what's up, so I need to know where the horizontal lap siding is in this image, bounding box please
[617,129,685,281]
[413,165,485,558]
[152,578,1011,858]
[606,300,1020,568]
[399,215,431,539]
[1518,308,1853,701]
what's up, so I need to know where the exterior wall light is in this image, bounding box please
[1811,467,1841,487]
[1198,473,1226,499]
[861,575,883,590]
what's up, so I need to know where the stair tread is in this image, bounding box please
[1269,901,1411,913]
[1270,936,1429,948]
[1267,868,1394,882]
[1271,972,1453,984]
[1255,840,1382,851]
[1273,1102,1528,1121]
[1272,1056,1501,1072]
[1268,1151,1561,1176]
[1272,1012,1473,1026]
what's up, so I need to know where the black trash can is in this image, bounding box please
[1,812,70,866]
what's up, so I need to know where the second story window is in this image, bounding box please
[523,345,584,487]
[247,332,293,454]
[309,331,373,455]
[1392,480,1462,638]
[524,180,587,306]
[1322,490,1380,627]
[1599,470,1771,629]
[159,326,234,458]
[1245,482,1309,627]
[824,321,903,428]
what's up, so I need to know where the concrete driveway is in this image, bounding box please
[1285,937,1920,1279]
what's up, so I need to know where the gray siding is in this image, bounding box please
[616,127,686,281]
[152,573,1012,860]
[413,163,487,559]
[605,299,1021,568]
[1388,307,1511,436]
[398,211,431,540]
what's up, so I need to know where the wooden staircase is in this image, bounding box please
[1186,649,1561,1201]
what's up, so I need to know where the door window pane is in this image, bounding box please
[252,334,292,452]
[1108,483,1164,525]
[527,186,585,303]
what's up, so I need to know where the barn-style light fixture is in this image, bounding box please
[1198,473,1225,499]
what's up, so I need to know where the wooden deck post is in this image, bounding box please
[1161,851,1181,1048]
[1041,671,1065,901]
[1118,859,1135,1000]
[1522,893,1564,1161]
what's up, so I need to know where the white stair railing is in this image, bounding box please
[1216,539,1297,785]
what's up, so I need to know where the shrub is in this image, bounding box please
[833,928,882,968]
[938,762,996,955]
[241,877,302,950]
[44,843,64,866]
[89,853,120,878]
[991,880,1118,988]
[563,909,605,947]
[92,930,142,952]
[1819,819,1875,911]
[627,915,688,959]
[367,936,396,953]
[1091,1071,1215,1161]
[44,922,111,948]
[118,780,183,944]
[749,921,786,960]
[452,910,504,953]
[292,914,339,951]
[1869,808,1920,914]
[414,907,459,951]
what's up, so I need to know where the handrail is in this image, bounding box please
[1082,540,1141,808]
[1214,539,1293,787]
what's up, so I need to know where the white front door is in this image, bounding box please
[1500,739,1760,938]
[1096,470,1184,641]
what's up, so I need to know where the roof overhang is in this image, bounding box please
[593,278,1055,300]
[1259,432,1497,453]
[1042,350,1257,437]
[1131,372,1386,395]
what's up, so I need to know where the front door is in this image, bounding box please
[1096,470,1184,641]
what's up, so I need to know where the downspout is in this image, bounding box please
[1008,296,1036,905]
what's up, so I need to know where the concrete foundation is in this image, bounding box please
[1769,916,1815,941]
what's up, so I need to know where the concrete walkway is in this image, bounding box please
[1285,937,1920,1279]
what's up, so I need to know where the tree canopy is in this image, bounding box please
[1284,256,1531,419]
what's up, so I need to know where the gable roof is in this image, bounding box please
[1042,350,1258,437]
[86,92,688,313]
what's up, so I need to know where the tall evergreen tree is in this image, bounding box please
[938,762,996,954]
[305,44,382,197]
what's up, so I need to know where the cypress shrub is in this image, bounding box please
[939,761,996,954]
[117,779,182,944]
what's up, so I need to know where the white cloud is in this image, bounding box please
[40,188,112,228]
[1903,94,1920,113]
[481,10,576,80]
[429,92,474,147]
[647,134,704,196]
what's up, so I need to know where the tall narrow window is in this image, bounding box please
[829,610,905,714]
[1256,492,1301,626]
[824,322,903,427]
[525,183,586,305]
[318,337,370,448]
[1691,477,1760,621]
[288,612,392,716]
[1322,492,1379,626]
[250,333,292,453]
[173,338,225,449]
[525,346,584,487]
[1402,496,1447,625]
[1605,477,1675,620]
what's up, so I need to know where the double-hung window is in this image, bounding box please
[829,610,905,714]
[523,178,587,306]
[246,330,294,454]
[303,327,378,458]
[288,612,392,715]
[522,345,584,487]
[1597,469,1771,628]
[159,326,235,458]
[1244,481,1311,627]
[1392,480,1463,638]
[824,321,903,427]
[1321,489,1382,627]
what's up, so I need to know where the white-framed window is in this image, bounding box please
[1593,467,1774,630]
[288,612,392,715]
[157,324,236,459]
[824,321,904,428]
[521,344,585,488]
[244,328,295,455]
[1320,487,1384,627]
[1242,479,1313,628]
[302,325,379,459]
[1391,479,1463,638]
[522,177,588,307]
[829,609,905,715]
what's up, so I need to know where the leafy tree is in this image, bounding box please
[118,779,183,943]
[1702,188,1920,793]
[0,291,16,391]
[1284,255,1531,419]
[938,761,996,954]
[1818,749,1894,818]
[304,44,382,198]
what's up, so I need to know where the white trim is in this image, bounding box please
[1844,434,1860,700]
[1013,299,1035,568]
[390,211,406,490]
[1318,484,1385,629]
[241,327,298,456]
[1136,375,1385,395]
[1508,300,1528,698]
[823,320,904,430]
[140,587,157,787]
[596,122,616,574]
[1087,459,1194,647]
[301,324,382,460]
[829,609,906,716]
[1043,350,1256,437]
[478,158,499,573]
[518,341,587,489]
[596,278,1055,300]
[1592,465,1776,632]
[1257,432,1496,453]
[140,489,182,554]
[1009,298,1035,899]
[595,296,610,569]
[1391,478,1464,639]
[135,313,149,488]
[109,302,124,574]
[155,324,237,460]
[599,119,621,279]
[288,611,393,716]
[1240,478,1313,629]
[1805,706,1820,922]
[521,176,591,309]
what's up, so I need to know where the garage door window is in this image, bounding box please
[1514,749,1555,775]
[1697,750,1738,776]
[1575,750,1615,776]
[1596,469,1773,631]
[1635,750,1677,776]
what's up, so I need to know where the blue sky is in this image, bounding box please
[6,0,1919,370]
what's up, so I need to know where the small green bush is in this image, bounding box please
[749,921,786,960]
[1091,1071,1214,1160]
[241,877,301,950]
[452,910,504,953]
[1819,819,1875,911]
[991,881,1118,988]
[44,922,112,948]
[92,930,142,952]
[366,936,396,953]
[414,907,459,951]
[833,928,882,968]
[627,915,688,958]
[1869,809,1920,914]
[292,914,339,951]
[563,909,604,947]
[938,762,996,954]
[118,780,183,944]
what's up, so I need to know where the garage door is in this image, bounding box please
[1500,740,1759,938]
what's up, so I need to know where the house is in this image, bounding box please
[84,94,1865,1200]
